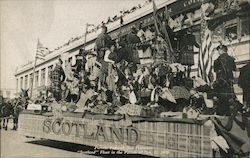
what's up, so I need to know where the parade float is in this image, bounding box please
[18,105,250,157]
[18,112,213,157]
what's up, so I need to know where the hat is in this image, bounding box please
[131,26,137,33]
[216,44,228,51]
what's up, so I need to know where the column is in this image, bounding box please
[38,69,41,87]
[45,67,48,87]
[27,73,30,90]
[16,78,19,93]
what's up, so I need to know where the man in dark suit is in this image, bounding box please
[214,45,236,85]
[213,45,237,115]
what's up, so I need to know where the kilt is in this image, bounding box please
[129,48,140,64]
[180,51,194,66]
[51,76,61,93]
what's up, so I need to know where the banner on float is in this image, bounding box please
[19,113,212,157]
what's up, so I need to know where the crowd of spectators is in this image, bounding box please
[51,0,153,52]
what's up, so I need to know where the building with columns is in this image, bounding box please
[15,0,250,98]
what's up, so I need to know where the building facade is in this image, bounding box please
[0,88,16,98]
[15,0,250,98]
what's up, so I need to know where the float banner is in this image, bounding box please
[19,113,212,157]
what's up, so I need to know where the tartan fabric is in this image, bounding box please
[95,33,112,51]
[106,63,117,91]
[154,45,166,62]
[180,51,194,66]
[131,49,140,64]
[50,65,65,100]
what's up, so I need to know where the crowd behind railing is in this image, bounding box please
[51,0,153,52]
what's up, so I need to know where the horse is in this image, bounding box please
[19,88,29,109]
[0,98,14,130]
[0,89,29,131]
[12,88,29,130]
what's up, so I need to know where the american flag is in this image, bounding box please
[36,39,49,60]
[198,10,213,83]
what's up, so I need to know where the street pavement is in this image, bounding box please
[0,126,100,158]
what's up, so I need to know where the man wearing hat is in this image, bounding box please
[214,44,236,85]
[213,44,237,115]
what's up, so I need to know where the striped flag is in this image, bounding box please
[36,39,49,60]
[198,7,213,83]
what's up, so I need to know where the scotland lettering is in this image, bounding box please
[43,118,141,146]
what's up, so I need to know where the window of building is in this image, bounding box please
[24,75,28,89]
[240,17,250,37]
[48,65,53,85]
[41,68,46,86]
[68,57,72,64]
[35,71,39,88]
[224,19,238,41]
[16,79,18,92]
[29,73,33,89]
[225,24,238,41]
[20,77,23,90]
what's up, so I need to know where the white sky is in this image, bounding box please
[0,0,145,90]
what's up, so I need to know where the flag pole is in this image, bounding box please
[30,39,39,98]
[81,23,89,69]
[152,0,160,35]
[118,13,123,41]
[83,23,88,51]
